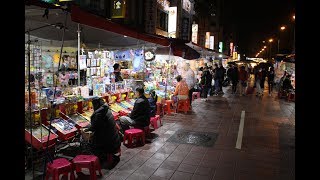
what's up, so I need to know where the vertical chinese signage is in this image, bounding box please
[191,24,198,44]
[182,0,191,13]
[205,32,210,48]
[111,0,126,18]
[145,0,156,34]
[209,36,214,50]
[233,52,238,59]
[230,42,234,56]
[181,18,190,40]
[168,7,177,38]
[219,42,223,53]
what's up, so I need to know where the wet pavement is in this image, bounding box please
[97,83,295,180]
[27,82,295,180]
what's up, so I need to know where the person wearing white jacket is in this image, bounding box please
[181,63,196,106]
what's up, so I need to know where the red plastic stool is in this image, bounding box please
[164,100,174,115]
[192,92,200,101]
[72,155,102,180]
[45,158,75,180]
[150,115,161,129]
[287,92,295,102]
[156,102,163,116]
[123,128,145,148]
[177,99,190,114]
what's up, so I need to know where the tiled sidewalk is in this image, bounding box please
[97,86,295,180]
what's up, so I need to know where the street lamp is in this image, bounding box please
[278,26,286,54]
[268,39,273,60]
[292,14,295,52]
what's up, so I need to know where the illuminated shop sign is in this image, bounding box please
[219,42,223,53]
[168,7,177,38]
[209,36,214,50]
[183,0,191,13]
[157,0,170,11]
[205,32,210,48]
[111,0,126,18]
[191,24,198,44]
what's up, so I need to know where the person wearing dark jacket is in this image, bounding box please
[260,68,267,89]
[84,97,121,166]
[119,87,151,131]
[200,66,211,100]
[267,67,275,96]
[218,63,226,94]
[148,90,157,117]
[230,65,239,94]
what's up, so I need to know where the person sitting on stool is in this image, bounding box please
[119,87,151,132]
[83,97,121,169]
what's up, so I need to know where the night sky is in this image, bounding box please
[223,0,295,57]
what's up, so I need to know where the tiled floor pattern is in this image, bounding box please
[97,85,295,180]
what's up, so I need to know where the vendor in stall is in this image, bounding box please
[82,97,121,169]
[113,63,123,82]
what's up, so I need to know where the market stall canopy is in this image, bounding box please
[186,42,229,59]
[70,5,170,47]
[25,4,168,49]
[155,39,200,60]
[283,54,295,63]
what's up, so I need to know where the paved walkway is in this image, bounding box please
[97,84,295,180]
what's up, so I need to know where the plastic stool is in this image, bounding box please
[192,92,200,101]
[287,92,295,102]
[45,158,75,180]
[150,115,161,129]
[134,125,151,139]
[177,99,190,114]
[72,155,102,180]
[156,102,163,116]
[164,100,174,115]
[123,129,145,148]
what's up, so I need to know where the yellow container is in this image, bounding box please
[88,101,93,109]
[55,109,60,117]
[73,104,78,112]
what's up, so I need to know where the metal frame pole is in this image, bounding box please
[77,23,81,86]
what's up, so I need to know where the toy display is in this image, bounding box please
[68,113,91,129]
[25,125,58,150]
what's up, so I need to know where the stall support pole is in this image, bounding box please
[26,29,35,180]
[77,23,81,86]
